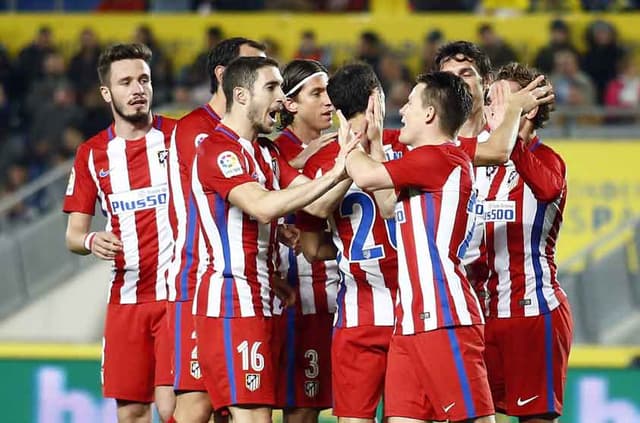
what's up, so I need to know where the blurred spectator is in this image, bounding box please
[550,49,596,106]
[78,90,111,137]
[378,52,412,125]
[25,52,69,119]
[420,29,444,72]
[294,30,331,67]
[582,20,626,104]
[14,26,57,101]
[68,28,101,94]
[604,54,640,109]
[357,31,383,76]
[261,37,284,64]
[29,83,83,151]
[134,24,174,105]
[534,19,580,74]
[265,0,313,10]
[183,26,223,87]
[0,162,36,222]
[477,23,518,69]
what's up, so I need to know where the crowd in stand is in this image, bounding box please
[0,16,637,222]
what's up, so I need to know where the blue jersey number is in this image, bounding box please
[340,192,397,261]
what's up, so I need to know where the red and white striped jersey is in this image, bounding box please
[166,104,221,302]
[274,129,339,316]
[478,137,568,318]
[192,124,300,318]
[63,116,176,304]
[383,142,484,335]
[300,129,406,328]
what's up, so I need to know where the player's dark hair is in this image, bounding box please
[222,56,280,113]
[97,43,152,86]
[279,59,329,129]
[416,71,473,138]
[327,62,381,120]
[207,37,266,94]
[495,62,552,129]
[434,41,492,80]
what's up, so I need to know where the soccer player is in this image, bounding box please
[481,63,572,423]
[273,59,341,422]
[63,43,176,423]
[166,37,266,423]
[190,56,357,423]
[297,63,404,423]
[345,71,495,423]
[434,41,554,294]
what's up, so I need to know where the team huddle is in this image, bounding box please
[63,36,572,423]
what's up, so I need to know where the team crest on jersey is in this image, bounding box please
[271,157,280,180]
[65,168,75,196]
[506,169,519,190]
[194,133,209,147]
[485,166,498,178]
[304,380,319,398]
[245,373,260,391]
[157,149,169,165]
[190,360,202,379]
[218,151,244,178]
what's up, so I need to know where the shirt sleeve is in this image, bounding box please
[275,151,301,188]
[196,138,255,200]
[62,144,98,215]
[510,141,566,202]
[458,137,477,161]
[383,146,453,192]
[302,144,337,179]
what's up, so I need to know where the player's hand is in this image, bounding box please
[365,88,385,154]
[273,272,296,308]
[333,109,362,177]
[277,223,301,255]
[509,75,554,113]
[290,132,337,169]
[91,231,123,260]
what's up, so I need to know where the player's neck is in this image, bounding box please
[347,113,367,136]
[457,106,485,138]
[208,91,226,118]
[221,113,256,141]
[113,113,153,140]
[519,120,537,145]
[288,122,320,145]
[412,128,450,148]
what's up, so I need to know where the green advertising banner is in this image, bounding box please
[2,357,640,423]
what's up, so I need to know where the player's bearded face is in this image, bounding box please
[248,67,285,134]
[105,59,153,125]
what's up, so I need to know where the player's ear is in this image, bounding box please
[214,65,225,89]
[284,97,298,113]
[99,85,112,103]
[425,105,436,124]
[234,86,248,107]
[525,105,538,120]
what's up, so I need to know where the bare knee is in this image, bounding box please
[116,400,151,423]
[174,391,213,423]
[283,407,320,423]
[154,386,176,422]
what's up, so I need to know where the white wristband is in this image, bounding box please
[84,232,97,252]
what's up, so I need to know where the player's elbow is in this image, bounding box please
[351,171,377,192]
[379,207,395,220]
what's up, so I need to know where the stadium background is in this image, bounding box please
[0,1,639,422]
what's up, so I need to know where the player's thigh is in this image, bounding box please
[384,335,433,422]
[168,300,208,392]
[484,317,506,412]
[284,312,333,409]
[416,326,494,422]
[501,302,572,418]
[103,303,156,402]
[194,315,277,410]
[331,325,393,418]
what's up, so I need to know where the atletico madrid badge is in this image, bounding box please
[304,380,319,398]
[246,373,260,391]
[190,360,202,380]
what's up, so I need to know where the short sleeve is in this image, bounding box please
[62,144,98,215]
[196,137,255,200]
[383,146,457,192]
[275,134,304,163]
[302,143,338,179]
[275,153,301,188]
[457,136,477,161]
